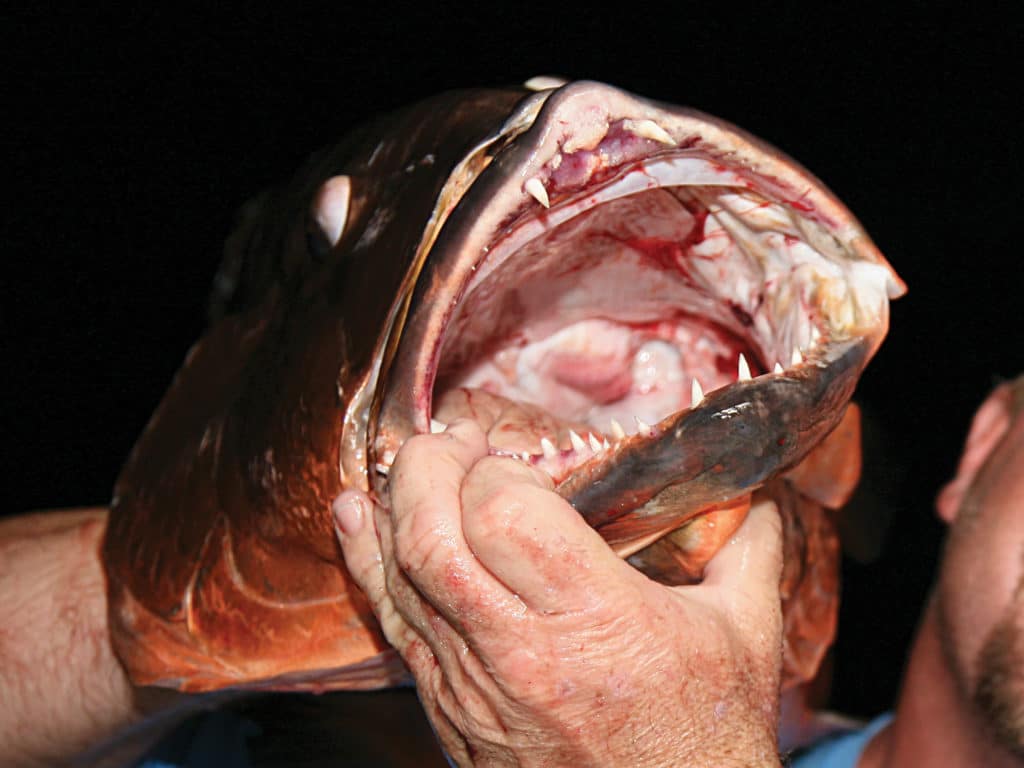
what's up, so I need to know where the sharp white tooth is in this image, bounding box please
[588,433,603,452]
[773,362,784,374]
[623,118,675,145]
[810,325,821,343]
[521,451,531,462]
[374,462,390,475]
[738,353,752,381]
[610,418,626,440]
[603,438,611,450]
[634,416,652,434]
[430,419,447,434]
[791,348,803,365]
[525,177,550,208]
[381,450,396,466]
[540,437,558,459]
[569,429,586,452]
[691,377,704,407]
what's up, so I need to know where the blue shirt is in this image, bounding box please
[791,713,894,768]
[137,710,257,768]
[138,709,893,767]
[136,707,457,767]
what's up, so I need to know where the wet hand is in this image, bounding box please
[335,420,784,767]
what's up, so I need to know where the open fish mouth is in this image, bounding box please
[372,81,904,558]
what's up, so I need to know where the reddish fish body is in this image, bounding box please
[103,80,903,694]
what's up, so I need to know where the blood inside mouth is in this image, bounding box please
[430,174,830,484]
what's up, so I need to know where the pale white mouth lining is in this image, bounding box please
[462,153,895,386]
[399,153,891,482]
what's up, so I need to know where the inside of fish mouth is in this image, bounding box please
[425,156,859,484]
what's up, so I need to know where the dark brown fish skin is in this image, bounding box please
[103,88,531,690]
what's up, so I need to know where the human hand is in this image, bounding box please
[335,419,784,767]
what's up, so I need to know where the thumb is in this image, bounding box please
[699,498,784,625]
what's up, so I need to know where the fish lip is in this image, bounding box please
[371,81,902,512]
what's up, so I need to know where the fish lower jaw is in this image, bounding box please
[422,344,821,487]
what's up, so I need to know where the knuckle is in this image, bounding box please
[345,546,384,596]
[375,598,415,649]
[391,423,485,483]
[391,433,443,478]
[382,556,427,627]
[431,679,462,727]
[403,634,440,677]
[381,556,408,600]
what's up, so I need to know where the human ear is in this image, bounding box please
[935,384,1013,523]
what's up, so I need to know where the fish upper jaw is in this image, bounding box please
[369,81,903,547]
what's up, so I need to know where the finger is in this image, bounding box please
[334,491,421,650]
[388,420,521,630]
[335,487,478,692]
[375,499,482,668]
[333,489,386,606]
[699,498,784,625]
[461,455,635,613]
[368,498,511,728]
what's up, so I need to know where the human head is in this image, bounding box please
[935,374,1024,757]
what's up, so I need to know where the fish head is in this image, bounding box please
[103,80,903,697]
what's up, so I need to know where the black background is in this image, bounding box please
[6,0,1023,733]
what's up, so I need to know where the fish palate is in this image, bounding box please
[102,79,905,694]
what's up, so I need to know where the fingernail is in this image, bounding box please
[332,492,366,537]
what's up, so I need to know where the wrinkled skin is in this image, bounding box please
[927,377,1024,765]
[817,376,1024,768]
[0,509,210,768]
[336,419,786,767]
